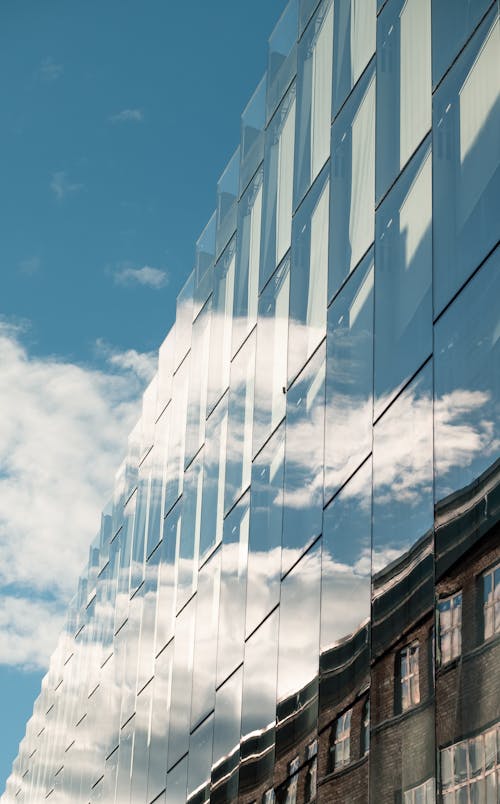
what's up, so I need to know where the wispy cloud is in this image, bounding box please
[18,256,41,276]
[50,171,83,201]
[38,57,63,82]
[109,108,143,123]
[0,322,156,670]
[113,264,169,289]
[95,338,157,382]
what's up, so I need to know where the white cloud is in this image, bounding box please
[95,338,157,382]
[109,108,143,123]
[38,57,63,81]
[50,171,83,201]
[0,322,156,670]
[113,265,169,289]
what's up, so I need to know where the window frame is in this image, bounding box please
[398,641,420,713]
[438,591,462,665]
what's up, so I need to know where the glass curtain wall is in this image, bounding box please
[3,2,499,804]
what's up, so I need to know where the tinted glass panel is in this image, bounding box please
[431,0,493,87]
[207,241,234,415]
[332,0,376,116]
[433,9,500,316]
[233,171,262,357]
[190,549,221,730]
[224,331,256,513]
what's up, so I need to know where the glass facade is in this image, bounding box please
[3,1,500,803]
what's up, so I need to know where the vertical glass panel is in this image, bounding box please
[253,256,290,457]
[147,642,173,804]
[211,667,243,803]
[184,299,211,468]
[194,214,216,319]
[224,331,256,513]
[320,460,371,771]
[187,714,214,803]
[136,545,160,693]
[294,0,333,207]
[140,376,158,461]
[122,591,142,724]
[288,166,329,382]
[164,354,190,515]
[374,137,432,418]
[246,423,285,638]
[376,0,431,201]
[325,249,373,502]
[433,9,500,316]
[156,501,181,652]
[130,449,153,595]
[276,541,321,754]
[148,411,170,559]
[282,343,326,576]
[372,362,434,662]
[199,395,228,565]
[329,60,375,298]
[434,247,500,575]
[173,272,194,370]
[208,240,235,415]
[239,610,279,798]
[167,597,196,771]
[371,363,435,801]
[176,450,203,613]
[114,716,134,804]
[432,0,493,87]
[216,492,249,686]
[157,329,175,419]
[130,679,153,802]
[165,755,187,804]
[332,0,376,115]
[216,149,240,260]
[124,420,141,502]
[260,82,297,291]
[240,75,266,195]
[233,169,263,357]
[267,0,298,121]
[190,548,221,730]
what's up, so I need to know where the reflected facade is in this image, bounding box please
[3,1,500,803]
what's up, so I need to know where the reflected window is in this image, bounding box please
[361,699,370,756]
[440,726,499,803]
[398,641,420,712]
[263,789,276,804]
[438,592,462,664]
[482,562,500,641]
[330,708,352,771]
[304,740,318,802]
[403,778,435,804]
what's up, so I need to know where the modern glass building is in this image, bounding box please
[3,0,500,802]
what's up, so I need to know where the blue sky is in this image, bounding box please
[0,0,284,790]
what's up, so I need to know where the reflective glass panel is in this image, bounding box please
[267,0,298,121]
[184,299,211,468]
[240,610,279,798]
[211,667,242,803]
[187,715,214,803]
[374,137,432,418]
[216,492,249,686]
[190,548,221,730]
[173,272,194,370]
[246,423,285,638]
[283,342,326,576]
[164,354,190,515]
[325,249,373,501]
[194,214,215,319]
[224,331,256,513]
[156,501,181,652]
[176,450,203,613]
[207,240,235,415]
[433,9,500,316]
[253,256,290,456]
[294,0,333,207]
[276,541,321,752]
[240,75,266,195]
[434,247,500,530]
[167,597,195,771]
[130,679,153,802]
[199,394,228,565]
[233,170,263,357]
[260,82,296,291]
[376,0,431,201]
[332,0,376,116]
[165,754,188,804]
[329,59,375,299]
[216,150,239,260]
[147,641,173,804]
[288,166,329,382]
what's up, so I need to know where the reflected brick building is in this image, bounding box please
[3,0,499,803]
